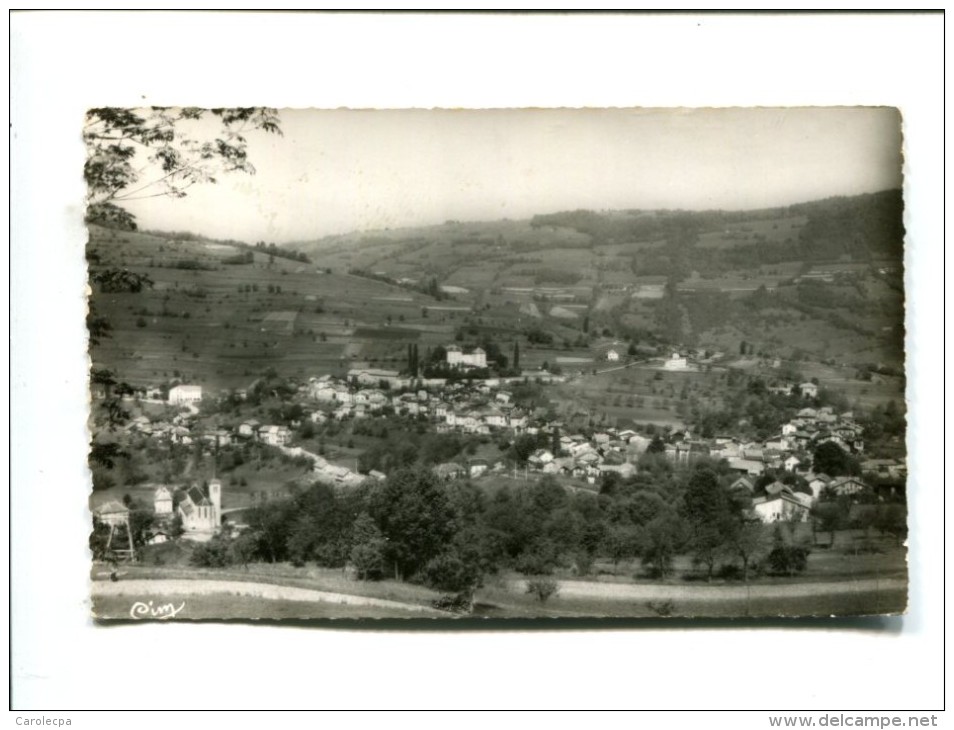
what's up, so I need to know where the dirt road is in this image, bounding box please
[90,578,444,615]
[509,577,906,602]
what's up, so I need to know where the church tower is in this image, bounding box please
[208,479,222,526]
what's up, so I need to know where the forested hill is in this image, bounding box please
[529,189,904,272]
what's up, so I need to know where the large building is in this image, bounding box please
[177,479,221,538]
[663,353,688,370]
[168,384,202,406]
[446,345,487,369]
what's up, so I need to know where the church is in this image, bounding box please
[174,479,222,539]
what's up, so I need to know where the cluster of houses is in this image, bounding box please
[308,371,564,427]
[111,354,904,532]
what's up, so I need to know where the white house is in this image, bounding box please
[258,425,291,446]
[752,488,811,523]
[799,382,819,398]
[168,384,202,406]
[664,353,688,370]
[829,476,868,497]
[605,349,620,362]
[807,474,832,501]
[153,486,174,515]
[446,345,487,369]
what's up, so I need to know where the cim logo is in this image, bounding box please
[129,600,186,620]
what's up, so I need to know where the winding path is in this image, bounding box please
[509,577,906,602]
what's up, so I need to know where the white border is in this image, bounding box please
[9,11,945,714]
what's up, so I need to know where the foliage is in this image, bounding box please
[812,441,859,477]
[638,512,687,579]
[84,106,282,228]
[431,593,474,614]
[350,512,386,580]
[190,534,235,568]
[526,578,560,603]
[767,544,810,577]
[369,467,455,581]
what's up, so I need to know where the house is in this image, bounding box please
[727,457,766,477]
[783,455,801,472]
[664,352,688,370]
[177,480,221,538]
[237,419,260,438]
[528,449,555,467]
[434,462,465,480]
[730,476,755,493]
[605,349,620,362]
[807,474,832,501]
[154,486,174,515]
[258,425,291,446]
[598,462,637,479]
[799,382,819,398]
[446,345,487,369]
[469,460,489,479]
[168,384,202,406]
[752,487,811,523]
[829,476,869,497]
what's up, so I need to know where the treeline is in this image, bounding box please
[189,458,820,609]
[533,191,903,267]
[349,268,449,301]
[249,240,311,263]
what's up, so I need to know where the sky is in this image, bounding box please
[121,106,903,245]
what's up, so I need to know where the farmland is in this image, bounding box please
[89,190,905,402]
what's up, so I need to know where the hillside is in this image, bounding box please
[87,189,906,394]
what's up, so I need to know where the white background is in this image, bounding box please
[8,11,946,719]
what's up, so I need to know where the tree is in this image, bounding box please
[228,531,259,570]
[526,578,560,603]
[349,512,386,581]
[638,512,686,579]
[369,467,455,581]
[767,544,810,577]
[682,466,736,581]
[812,441,857,477]
[512,341,520,371]
[731,520,769,582]
[811,501,846,548]
[84,107,282,229]
[422,546,485,613]
[601,524,642,566]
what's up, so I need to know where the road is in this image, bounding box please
[507,576,906,602]
[91,578,444,615]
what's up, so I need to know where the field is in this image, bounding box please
[89,188,905,394]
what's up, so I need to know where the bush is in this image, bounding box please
[767,545,810,576]
[526,578,560,603]
[515,549,556,576]
[431,593,473,614]
[645,599,676,617]
[189,536,233,568]
[715,563,744,581]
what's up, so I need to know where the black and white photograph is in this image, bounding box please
[11,10,944,716]
[84,106,908,620]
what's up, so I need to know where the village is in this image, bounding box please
[91,339,906,555]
